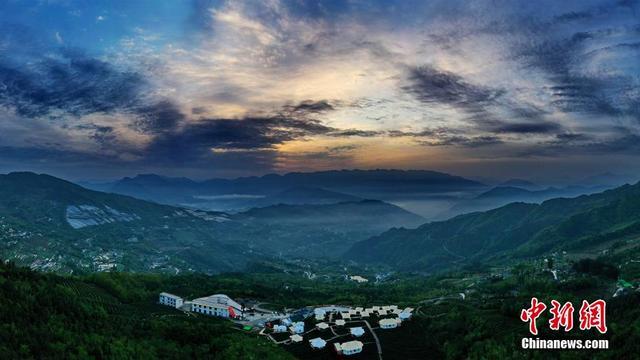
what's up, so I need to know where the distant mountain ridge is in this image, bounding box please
[254,186,361,206]
[498,179,540,189]
[443,184,609,217]
[81,169,485,211]
[346,180,640,271]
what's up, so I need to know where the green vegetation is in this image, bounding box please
[0,261,293,360]
[347,181,640,271]
[230,199,424,258]
[2,253,640,359]
[572,259,619,280]
[0,172,253,274]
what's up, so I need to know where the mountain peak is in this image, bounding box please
[499,178,538,188]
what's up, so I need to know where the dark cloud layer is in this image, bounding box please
[146,106,386,164]
[133,100,185,134]
[403,65,504,114]
[0,51,144,117]
[284,99,335,114]
[493,122,562,134]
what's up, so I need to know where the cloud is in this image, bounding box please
[132,100,185,134]
[328,129,380,137]
[420,135,502,147]
[283,99,334,114]
[403,65,504,113]
[1,0,640,179]
[513,14,640,118]
[492,122,562,134]
[0,50,144,117]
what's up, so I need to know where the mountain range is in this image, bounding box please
[0,172,424,273]
[82,169,485,212]
[443,184,609,217]
[346,179,640,271]
[5,171,640,275]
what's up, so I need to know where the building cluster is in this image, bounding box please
[158,292,243,319]
[159,293,416,357]
[271,304,414,356]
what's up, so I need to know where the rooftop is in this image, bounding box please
[191,294,242,311]
[379,318,400,326]
[159,292,182,299]
[309,337,326,348]
[340,340,364,351]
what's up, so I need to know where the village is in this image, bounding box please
[158,290,414,359]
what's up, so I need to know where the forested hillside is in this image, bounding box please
[346,181,640,271]
[0,172,253,274]
[0,261,292,359]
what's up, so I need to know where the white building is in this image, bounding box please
[190,294,243,318]
[273,325,287,333]
[334,341,363,356]
[350,327,365,337]
[309,337,327,349]
[159,292,183,308]
[290,334,303,343]
[399,311,412,320]
[316,322,329,330]
[335,319,346,326]
[349,275,368,283]
[313,308,326,320]
[379,318,400,329]
[289,321,305,334]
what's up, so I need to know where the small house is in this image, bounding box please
[309,337,326,349]
[290,334,303,343]
[350,327,365,337]
[334,341,363,356]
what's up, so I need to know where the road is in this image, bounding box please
[362,319,383,360]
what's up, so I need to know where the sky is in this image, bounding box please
[0,0,638,181]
